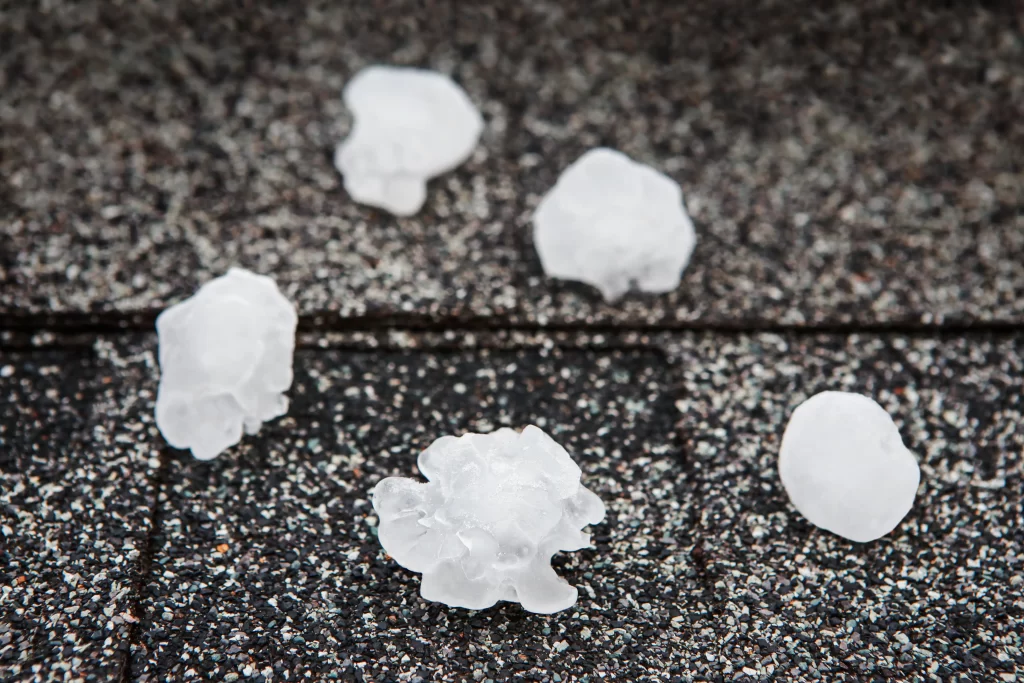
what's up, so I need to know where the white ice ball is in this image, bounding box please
[334,65,484,217]
[155,268,297,461]
[532,148,697,302]
[372,426,606,614]
[778,391,920,542]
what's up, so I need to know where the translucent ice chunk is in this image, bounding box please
[155,268,298,460]
[372,426,606,613]
[778,391,921,542]
[334,65,484,217]
[532,148,697,302]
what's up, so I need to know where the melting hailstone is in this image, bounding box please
[778,391,921,542]
[372,426,606,614]
[532,147,697,302]
[334,65,484,217]
[155,268,298,461]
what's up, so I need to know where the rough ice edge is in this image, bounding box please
[155,267,298,461]
[371,426,607,614]
[778,391,921,543]
[334,65,485,217]
[533,147,697,302]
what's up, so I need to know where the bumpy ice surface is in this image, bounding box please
[778,391,921,542]
[533,148,697,302]
[155,268,298,461]
[334,65,484,217]
[372,426,606,613]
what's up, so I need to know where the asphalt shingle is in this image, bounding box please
[663,332,1024,681]
[3,1,1021,325]
[2,1,1023,681]
[503,2,1024,325]
[129,344,701,681]
[0,342,162,682]
[1,2,519,319]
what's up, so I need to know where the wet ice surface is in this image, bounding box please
[334,65,484,217]
[372,426,606,614]
[155,268,298,461]
[533,148,697,302]
[778,391,921,542]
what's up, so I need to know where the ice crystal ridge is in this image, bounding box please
[372,426,606,613]
[155,268,298,461]
[779,391,921,542]
[533,148,697,301]
[334,65,484,217]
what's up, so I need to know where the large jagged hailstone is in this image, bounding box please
[533,148,697,301]
[778,391,920,542]
[155,268,298,461]
[372,426,606,613]
[334,65,484,216]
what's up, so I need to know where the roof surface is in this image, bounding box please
[1,1,1022,682]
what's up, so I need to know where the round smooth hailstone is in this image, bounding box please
[778,391,920,542]
[334,65,484,217]
[532,147,697,302]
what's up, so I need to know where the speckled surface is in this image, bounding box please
[3,1,1022,324]
[508,2,1024,325]
[127,345,706,681]
[1,1,519,317]
[0,342,161,682]
[2,334,1019,681]
[663,332,1024,681]
[3,0,1024,681]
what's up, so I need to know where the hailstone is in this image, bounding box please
[334,65,484,217]
[372,426,606,614]
[778,391,921,542]
[155,268,298,461]
[532,147,697,302]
